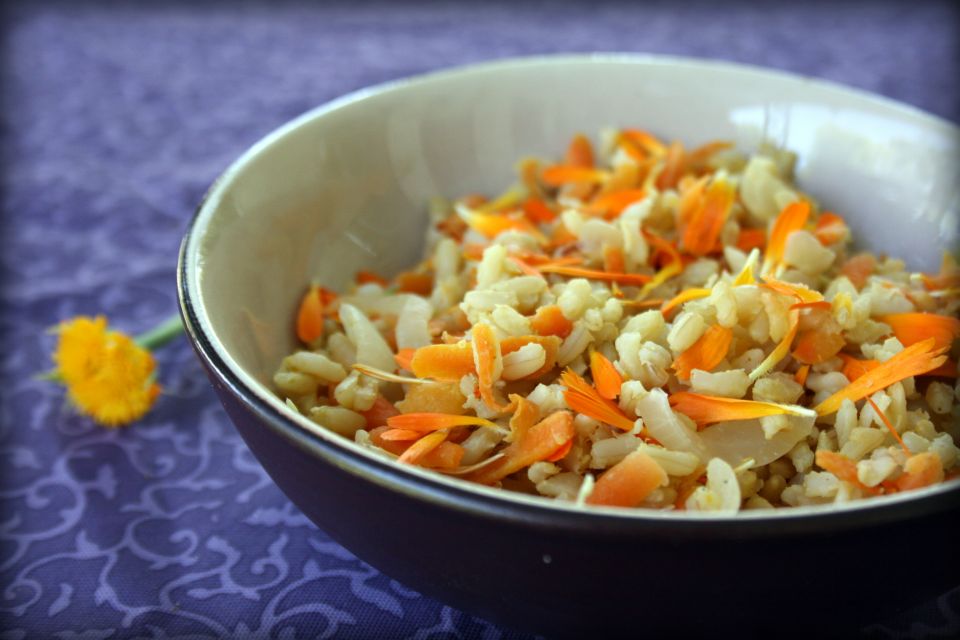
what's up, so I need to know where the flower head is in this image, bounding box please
[52,316,161,427]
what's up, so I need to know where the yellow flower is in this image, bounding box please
[52,315,162,427]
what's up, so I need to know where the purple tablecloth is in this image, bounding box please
[1,1,957,638]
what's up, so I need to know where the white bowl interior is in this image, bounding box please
[184,55,960,517]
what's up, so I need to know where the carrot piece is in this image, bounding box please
[536,264,652,286]
[585,188,647,219]
[794,364,811,386]
[467,411,574,485]
[395,382,467,415]
[879,313,960,351]
[764,201,811,273]
[296,285,326,344]
[661,287,711,317]
[655,141,685,190]
[394,348,416,371]
[815,450,880,495]
[380,428,423,441]
[586,450,667,508]
[386,412,498,432]
[792,329,846,365]
[541,165,609,186]
[508,256,545,278]
[508,394,541,443]
[396,271,434,295]
[681,178,736,256]
[530,305,574,339]
[522,197,556,223]
[672,325,733,381]
[472,323,505,410]
[590,351,623,400]
[669,392,815,428]
[359,395,401,428]
[895,451,944,492]
[677,175,709,228]
[419,441,465,470]
[866,397,910,456]
[840,253,876,290]
[548,221,578,248]
[565,133,595,168]
[602,245,626,274]
[500,335,562,378]
[619,129,667,158]
[410,342,475,380]
[924,359,959,378]
[398,431,448,465]
[369,426,412,456]
[356,270,389,286]
[460,210,543,240]
[814,338,948,415]
[838,354,880,382]
[814,212,849,245]
[560,368,635,432]
[736,228,767,252]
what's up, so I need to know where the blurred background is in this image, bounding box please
[1,1,957,638]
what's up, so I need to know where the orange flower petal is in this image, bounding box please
[541,165,609,186]
[537,265,652,286]
[672,325,733,381]
[560,368,635,431]
[669,392,815,428]
[681,178,735,256]
[565,133,595,168]
[590,351,623,400]
[398,431,448,465]
[386,412,498,432]
[764,201,811,272]
[814,212,849,245]
[467,411,574,485]
[879,313,960,350]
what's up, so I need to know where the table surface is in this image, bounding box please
[1,1,957,638]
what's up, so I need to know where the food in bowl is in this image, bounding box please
[273,128,960,512]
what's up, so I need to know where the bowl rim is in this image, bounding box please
[177,52,960,532]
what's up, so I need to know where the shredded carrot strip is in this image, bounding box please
[585,188,646,219]
[410,342,475,380]
[586,450,667,507]
[386,412,498,432]
[895,452,944,492]
[814,338,948,415]
[467,411,574,484]
[672,325,733,381]
[530,305,574,338]
[866,397,910,456]
[669,392,815,428]
[500,335,561,379]
[508,394,541,443]
[736,228,767,253]
[398,431,449,465]
[814,212,849,245]
[681,178,735,256]
[472,323,505,410]
[522,197,556,223]
[295,285,326,344]
[541,165,609,186]
[508,256,545,278]
[560,368,635,431]
[794,364,810,386]
[661,287,710,317]
[566,133,594,168]
[880,313,960,351]
[602,245,626,274]
[590,351,623,400]
[764,201,811,274]
[815,450,880,495]
[537,264,652,285]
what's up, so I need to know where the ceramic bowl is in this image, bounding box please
[177,54,960,636]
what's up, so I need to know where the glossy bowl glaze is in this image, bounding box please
[178,55,960,636]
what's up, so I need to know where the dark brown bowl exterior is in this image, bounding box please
[178,243,959,638]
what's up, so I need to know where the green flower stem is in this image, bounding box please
[135,313,185,350]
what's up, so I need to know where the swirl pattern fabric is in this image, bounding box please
[0,1,957,638]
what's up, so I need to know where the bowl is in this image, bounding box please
[177,54,960,636]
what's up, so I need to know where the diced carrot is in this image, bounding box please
[499,334,562,378]
[815,450,880,495]
[398,431,448,465]
[672,325,733,381]
[410,342,475,381]
[467,411,575,485]
[359,395,401,428]
[764,201,811,273]
[794,364,811,386]
[736,228,767,253]
[602,245,626,274]
[838,354,880,382]
[296,285,325,344]
[585,188,647,219]
[530,305,574,339]
[586,450,667,508]
[369,426,411,456]
[840,253,876,290]
[590,351,623,401]
[814,338,947,415]
[396,271,434,295]
[655,141,685,190]
[792,329,846,365]
[536,264,652,286]
[681,178,735,256]
[560,368,635,432]
[435,214,468,241]
[522,197,556,223]
[472,323,505,410]
[814,212,849,245]
[565,133,595,168]
[895,452,944,492]
[395,382,467,415]
[419,441,465,470]
[356,270,389,286]
[669,392,815,428]
[879,313,960,351]
[541,165,609,186]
